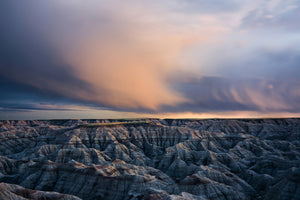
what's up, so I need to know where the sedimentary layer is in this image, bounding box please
[0,119,299,200]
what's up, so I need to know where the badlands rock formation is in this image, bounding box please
[0,119,299,200]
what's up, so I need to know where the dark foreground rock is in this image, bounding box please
[0,118,299,200]
[0,182,81,200]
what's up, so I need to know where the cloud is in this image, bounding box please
[215,47,300,80]
[0,0,201,110]
[0,0,299,118]
[167,75,300,113]
[0,103,79,112]
[148,0,248,14]
[241,0,300,31]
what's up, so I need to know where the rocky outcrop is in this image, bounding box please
[0,182,81,200]
[0,119,299,200]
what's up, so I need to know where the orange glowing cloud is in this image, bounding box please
[65,31,188,110]
[51,1,217,110]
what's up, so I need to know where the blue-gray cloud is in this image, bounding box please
[241,0,300,31]
[0,1,95,104]
[217,48,300,80]
[166,75,300,113]
[154,0,247,14]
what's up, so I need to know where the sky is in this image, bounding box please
[0,0,300,119]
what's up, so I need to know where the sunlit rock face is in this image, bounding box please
[0,119,299,200]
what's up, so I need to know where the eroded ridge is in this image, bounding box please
[0,119,299,200]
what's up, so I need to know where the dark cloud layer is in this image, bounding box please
[0,1,94,102]
[168,75,300,113]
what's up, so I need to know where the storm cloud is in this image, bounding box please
[0,0,191,110]
[0,0,299,118]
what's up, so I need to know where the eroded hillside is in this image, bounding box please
[0,119,299,200]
